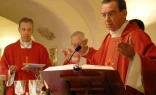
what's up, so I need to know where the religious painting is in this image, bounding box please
[49,46,57,66]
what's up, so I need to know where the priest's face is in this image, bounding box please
[19,22,33,42]
[71,35,88,55]
[101,1,127,31]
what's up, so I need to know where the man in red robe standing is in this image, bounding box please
[62,31,96,65]
[0,17,52,95]
[68,0,156,95]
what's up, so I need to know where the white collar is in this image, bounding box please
[110,20,128,38]
[20,39,32,48]
[81,46,89,56]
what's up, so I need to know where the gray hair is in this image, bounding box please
[70,31,86,40]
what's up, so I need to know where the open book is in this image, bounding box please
[21,63,45,70]
[40,64,127,95]
[44,64,114,71]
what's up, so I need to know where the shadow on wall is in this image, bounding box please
[145,21,156,44]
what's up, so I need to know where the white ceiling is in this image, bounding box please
[0,0,156,65]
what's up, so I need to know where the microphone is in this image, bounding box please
[64,45,82,65]
[75,45,82,52]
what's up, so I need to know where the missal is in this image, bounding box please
[44,64,114,71]
[21,63,45,70]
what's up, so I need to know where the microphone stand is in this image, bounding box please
[46,46,82,95]
[46,88,51,95]
[64,45,81,65]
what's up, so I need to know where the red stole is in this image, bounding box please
[104,37,121,69]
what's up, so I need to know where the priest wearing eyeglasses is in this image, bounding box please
[62,31,97,65]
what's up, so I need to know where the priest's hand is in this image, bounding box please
[61,48,81,63]
[27,67,41,76]
[9,65,18,75]
[117,41,135,60]
[71,52,81,63]
[61,48,74,60]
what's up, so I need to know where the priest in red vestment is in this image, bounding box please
[62,31,96,65]
[68,0,156,95]
[0,17,52,95]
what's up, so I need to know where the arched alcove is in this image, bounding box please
[0,0,104,65]
[0,0,156,65]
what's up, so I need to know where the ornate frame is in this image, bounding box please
[49,46,57,66]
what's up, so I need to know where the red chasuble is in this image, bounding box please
[63,47,96,65]
[91,23,156,95]
[0,40,52,95]
[104,37,121,69]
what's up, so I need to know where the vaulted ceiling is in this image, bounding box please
[0,0,156,65]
